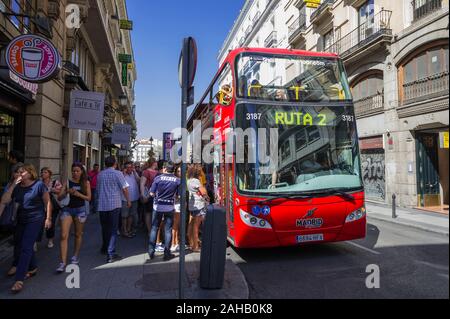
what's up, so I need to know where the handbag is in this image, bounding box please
[0,202,19,227]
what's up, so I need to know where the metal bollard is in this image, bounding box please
[392,194,397,219]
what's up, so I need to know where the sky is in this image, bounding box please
[126,0,246,140]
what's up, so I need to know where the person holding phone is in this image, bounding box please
[0,164,52,294]
[56,163,91,273]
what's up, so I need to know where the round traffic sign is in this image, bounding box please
[178,37,197,89]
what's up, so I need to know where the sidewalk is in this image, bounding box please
[366,201,449,236]
[0,215,249,299]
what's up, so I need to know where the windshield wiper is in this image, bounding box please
[257,189,357,204]
[257,193,314,204]
[302,189,356,201]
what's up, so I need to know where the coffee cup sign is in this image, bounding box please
[6,34,61,83]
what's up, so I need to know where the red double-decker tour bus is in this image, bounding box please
[187,48,366,248]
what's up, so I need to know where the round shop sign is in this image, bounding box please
[6,34,61,83]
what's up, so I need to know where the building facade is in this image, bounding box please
[132,138,162,164]
[219,0,449,211]
[0,0,136,181]
[0,0,136,239]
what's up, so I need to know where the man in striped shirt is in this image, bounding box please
[97,156,130,263]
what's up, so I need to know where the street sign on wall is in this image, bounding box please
[440,132,449,149]
[122,63,128,86]
[304,0,321,8]
[112,124,132,145]
[118,54,132,64]
[68,91,105,132]
[119,20,133,30]
[6,34,61,83]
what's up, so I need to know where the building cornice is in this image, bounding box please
[218,0,254,61]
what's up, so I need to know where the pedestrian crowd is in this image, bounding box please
[0,151,211,294]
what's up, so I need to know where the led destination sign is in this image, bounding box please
[275,112,328,126]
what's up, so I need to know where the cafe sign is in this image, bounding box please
[6,34,61,83]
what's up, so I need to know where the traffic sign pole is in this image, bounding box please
[179,37,196,300]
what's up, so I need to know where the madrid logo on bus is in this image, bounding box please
[6,34,61,83]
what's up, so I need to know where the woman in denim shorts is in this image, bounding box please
[56,163,91,273]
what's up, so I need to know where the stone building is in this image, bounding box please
[0,0,136,187]
[0,0,137,239]
[219,0,449,212]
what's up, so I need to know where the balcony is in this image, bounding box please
[252,11,261,24]
[310,0,334,26]
[264,31,278,48]
[413,0,442,22]
[245,25,253,37]
[239,36,245,47]
[288,14,307,44]
[354,93,384,118]
[402,71,449,105]
[324,10,392,62]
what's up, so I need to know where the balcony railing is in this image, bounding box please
[239,36,245,47]
[264,31,277,48]
[310,0,334,23]
[288,13,307,43]
[354,93,384,118]
[403,71,449,105]
[324,10,392,57]
[252,11,261,24]
[245,25,253,37]
[413,0,442,21]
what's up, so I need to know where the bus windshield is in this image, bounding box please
[236,53,352,102]
[236,103,363,195]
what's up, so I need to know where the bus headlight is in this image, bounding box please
[240,210,272,229]
[345,207,366,223]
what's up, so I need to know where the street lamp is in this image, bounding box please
[119,94,128,108]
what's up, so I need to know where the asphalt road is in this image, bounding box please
[227,218,449,299]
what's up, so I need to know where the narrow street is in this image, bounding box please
[228,218,449,299]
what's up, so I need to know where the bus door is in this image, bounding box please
[225,158,236,241]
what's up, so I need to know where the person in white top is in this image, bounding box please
[187,165,209,253]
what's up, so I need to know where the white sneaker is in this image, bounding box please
[71,256,80,265]
[56,263,66,273]
[155,244,164,253]
[170,245,179,253]
[47,241,54,249]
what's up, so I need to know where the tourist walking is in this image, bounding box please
[140,159,158,234]
[88,164,100,215]
[0,164,52,294]
[40,167,63,249]
[187,165,209,253]
[97,156,131,263]
[56,163,91,273]
[148,163,180,261]
[121,162,140,237]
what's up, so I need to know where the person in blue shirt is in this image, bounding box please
[148,163,180,261]
[0,164,52,294]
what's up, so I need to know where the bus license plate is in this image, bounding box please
[297,234,324,243]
